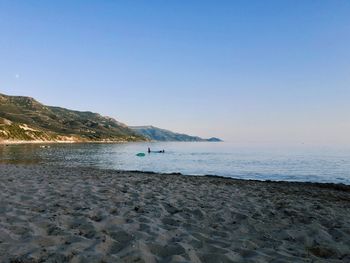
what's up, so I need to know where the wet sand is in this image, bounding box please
[0,164,349,262]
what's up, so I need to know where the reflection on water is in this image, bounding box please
[0,144,42,164]
[1,142,350,185]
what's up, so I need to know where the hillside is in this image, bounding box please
[0,93,146,143]
[130,126,222,142]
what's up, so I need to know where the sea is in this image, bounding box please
[1,142,350,185]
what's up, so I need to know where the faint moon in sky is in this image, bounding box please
[15,74,20,79]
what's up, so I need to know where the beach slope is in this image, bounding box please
[0,165,349,262]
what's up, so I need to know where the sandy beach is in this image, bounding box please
[0,164,349,262]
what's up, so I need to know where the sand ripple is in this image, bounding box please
[0,165,350,262]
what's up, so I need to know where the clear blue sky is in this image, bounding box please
[1,1,349,144]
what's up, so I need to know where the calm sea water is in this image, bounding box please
[1,142,350,184]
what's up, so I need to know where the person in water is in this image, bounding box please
[147,148,165,153]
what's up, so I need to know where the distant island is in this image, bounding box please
[0,93,221,143]
[130,126,222,142]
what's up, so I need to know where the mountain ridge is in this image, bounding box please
[0,93,222,143]
[0,93,145,143]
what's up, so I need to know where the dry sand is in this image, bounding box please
[0,164,349,262]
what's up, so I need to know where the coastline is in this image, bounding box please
[1,164,349,262]
[125,169,350,189]
[0,140,143,145]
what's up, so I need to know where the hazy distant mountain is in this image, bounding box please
[206,137,222,142]
[130,126,222,142]
[0,93,146,142]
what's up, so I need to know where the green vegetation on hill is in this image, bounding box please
[0,93,146,142]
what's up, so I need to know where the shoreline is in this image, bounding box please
[0,140,217,144]
[0,140,143,145]
[1,152,350,187]
[1,164,349,262]
[117,168,350,189]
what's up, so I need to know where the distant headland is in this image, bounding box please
[130,126,222,142]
